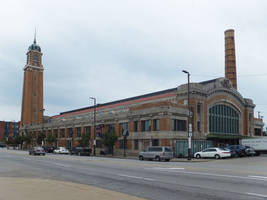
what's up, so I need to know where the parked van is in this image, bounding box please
[139,146,173,161]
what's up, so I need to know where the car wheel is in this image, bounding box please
[29,152,31,155]
[139,156,144,161]
[215,154,220,159]
[165,159,170,162]
[155,156,161,162]
[196,154,201,159]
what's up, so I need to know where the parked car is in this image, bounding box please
[29,147,45,156]
[70,147,92,156]
[244,146,256,156]
[43,146,56,153]
[227,145,246,157]
[139,146,173,161]
[53,147,69,154]
[0,143,6,148]
[194,147,231,159]
[225,147,237,158]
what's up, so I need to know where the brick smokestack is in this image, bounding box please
[225,29,237,90]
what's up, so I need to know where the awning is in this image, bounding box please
[206,133,252,139]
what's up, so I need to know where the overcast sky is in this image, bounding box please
[0,0,267,127]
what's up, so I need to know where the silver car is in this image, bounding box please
[139,146,173,161]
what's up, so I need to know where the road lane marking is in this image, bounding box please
[146,169,267,182]
[150,167,185,170]
[117,174,156,181]
[248,175,267,180]
[246,192,267,198]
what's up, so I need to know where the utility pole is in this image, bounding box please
[90,97,96,156]
[182,70,192,160]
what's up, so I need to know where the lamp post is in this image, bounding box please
[90,97,96,156]
[182,70,192,160]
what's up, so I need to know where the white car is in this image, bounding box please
[53,147,69,154]
[194,147,231,159]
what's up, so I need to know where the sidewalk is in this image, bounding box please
[0,177,145,200]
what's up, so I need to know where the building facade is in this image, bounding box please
[20,30,264,156]
[0,121,20,141]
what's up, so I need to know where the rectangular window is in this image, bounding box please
[134,139,138,150]
[107,124,115,133]
[197,121,200,132]
[85,126,91,136]
[68,128,73,138]
[153,119,160,131]
[54,129,58,138]
[172,119,186,131]
[60,129,65,138]
[134,121,139,132]
[141,120,151,131]
[152,139,159,146]
[76,127,81,137]
[197,103,201,114]
[121,122,129,135]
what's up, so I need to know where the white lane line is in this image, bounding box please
[117,174,156,181]
[248,175,267,180]
[146,169,267,182]
[246,192,267,198]
[150,167,185,170]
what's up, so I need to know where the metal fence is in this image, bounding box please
[175,140,213,157]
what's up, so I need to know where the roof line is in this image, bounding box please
[59,87,177,115]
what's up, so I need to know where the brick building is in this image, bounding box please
[20,29,264,156]
[0,121,20,141]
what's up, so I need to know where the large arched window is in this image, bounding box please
[209,105,239,134]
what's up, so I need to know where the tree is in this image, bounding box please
[37,133,46,146]
[13,136,24,147]
[102,131,118,155]
[78,134,90,147]
[22,135,32,149]
[46,134,56,146]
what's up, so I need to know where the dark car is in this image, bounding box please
[244,146,256,156]
[0,143,6,148]
[70,147,92,156]
[43,146,56,153]
[29,147,45,156]
[227,145,246,157]
[225,147,237,158]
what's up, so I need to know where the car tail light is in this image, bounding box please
[36,150,40,152]
[222,152,230,154]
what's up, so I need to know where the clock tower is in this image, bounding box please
[21,35,44,126]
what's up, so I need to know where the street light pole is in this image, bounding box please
[182,70,192,160]
[90,97,96,156]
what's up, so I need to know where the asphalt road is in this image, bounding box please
[1,149,267,200]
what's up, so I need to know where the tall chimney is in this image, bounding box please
[225,29,237,90]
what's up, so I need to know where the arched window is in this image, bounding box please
[209,105,239,134]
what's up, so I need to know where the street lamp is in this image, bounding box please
[182,70,192,160]
[90,97,96,156]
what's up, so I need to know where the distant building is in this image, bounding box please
[0,121,20,141]
[20,29,264,156]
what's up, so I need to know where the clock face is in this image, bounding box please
[33,55,38,61]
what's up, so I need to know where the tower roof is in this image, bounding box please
[28,32,41,52]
